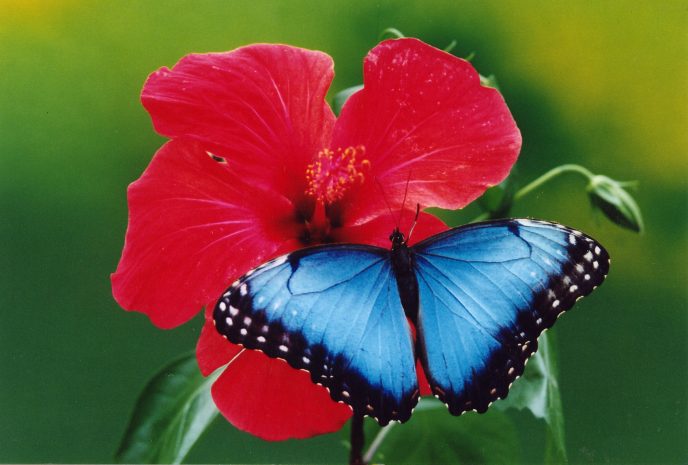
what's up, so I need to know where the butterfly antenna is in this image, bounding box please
[374,177,396,225]
[406,203,421,244]
[396,171,413,228]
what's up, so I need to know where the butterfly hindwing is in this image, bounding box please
[412,219,609,415]
[213,245,419,425]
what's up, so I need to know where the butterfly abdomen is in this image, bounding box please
[390,240,420,323]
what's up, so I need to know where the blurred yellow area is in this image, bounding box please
[492,2,687,182]
[0,0,76,26]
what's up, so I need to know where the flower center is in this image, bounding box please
[305,146,370,204]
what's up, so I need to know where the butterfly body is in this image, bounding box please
[388,229,420,323]
[213,219,609,425]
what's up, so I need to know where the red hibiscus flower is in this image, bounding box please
[112,38,521,440]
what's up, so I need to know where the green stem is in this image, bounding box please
[363,423,396,463]
[513,164,593,202]
[379,27,405,40]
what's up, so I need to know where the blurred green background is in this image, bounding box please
[1,0,686,463]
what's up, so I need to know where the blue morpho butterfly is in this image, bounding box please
[213,213,609,425]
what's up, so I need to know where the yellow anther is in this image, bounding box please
[305,146,370,203]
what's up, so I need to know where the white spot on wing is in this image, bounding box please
[229,305,239,316]
[240,284,248,296]
[219,301,227,312]
[584,251,593,262]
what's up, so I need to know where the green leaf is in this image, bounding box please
[332,84,363,116]
[370,408,522,464]
[115,352,221,464]
[587,174,644,232]
[494,332,567,463]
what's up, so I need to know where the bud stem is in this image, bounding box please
[513,164,594,203]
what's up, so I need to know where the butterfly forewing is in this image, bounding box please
[412,219,609,415]
[213,245,419,425]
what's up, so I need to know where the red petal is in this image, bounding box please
[197,304,241,376]
[111,139,299,328]
[416,359,432,396]
[332,38,521,222]
[332,210,448,248]
[407,321,432,396]
[142,44,335,200]
[211,350,352,440]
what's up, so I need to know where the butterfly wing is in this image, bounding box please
[412,219,609,415]
[213,245,419,425]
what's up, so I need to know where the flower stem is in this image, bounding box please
[513,164,593,202]
[363,423,396,463]
[349,413,365,465]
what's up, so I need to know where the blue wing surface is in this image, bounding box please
[213,245,419,424]
[412,219,609,415]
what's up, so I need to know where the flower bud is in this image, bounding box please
[587,175,643,233]
[332,84,363,116]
